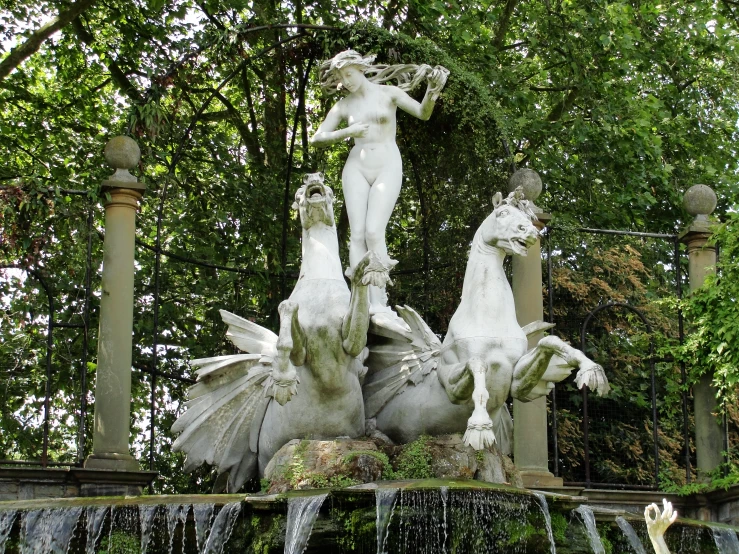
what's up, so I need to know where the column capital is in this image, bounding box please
[679,184,716,247]
[102,136,146,194]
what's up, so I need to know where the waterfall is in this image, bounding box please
[375,488,398,554]
[139,505,159,554]
[574,505,605,554]
[615,516,646,554]
[166,504,189,554]
[193,503,215,552]
[284,493,328,554]
[201,502,241,554]
[0,511,17,554]
[440,486,448,553]
[20,507,83,554]
[713,527,739,553]
[533,492,557,554]
[84,506,109,554]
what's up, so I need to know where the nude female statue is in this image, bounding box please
[310,50,449,312]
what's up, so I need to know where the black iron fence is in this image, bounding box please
[0,196,728,492]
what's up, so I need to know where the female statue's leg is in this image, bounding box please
[365,165,402,310]
[365,165,402,262]
[342,162,372,269]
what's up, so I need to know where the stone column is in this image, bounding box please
[679,184,722,480]
[509,169,563,488]
[84,137,146,472]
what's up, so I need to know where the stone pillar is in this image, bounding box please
[679,184,722,480]
[84,137,146,472]
[509,169,562,488]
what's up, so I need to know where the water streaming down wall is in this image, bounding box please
[375,488,398,554]
[0,485,736,553]
[713,526,739,553]
[284,493,328,554]
[615,515,647,554]
[574,505,605,554]
[0,511,16,554]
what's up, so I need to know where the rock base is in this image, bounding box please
[263,434,521,494]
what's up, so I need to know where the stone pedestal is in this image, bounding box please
[679,184,722,480]
[84,137,148,482]
[508,169,563,487]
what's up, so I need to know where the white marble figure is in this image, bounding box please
[171,173,390,491]
[310,50,449,313]
[645,499,677,554]
[364,188,611,453]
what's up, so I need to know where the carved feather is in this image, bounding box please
[172,310,279,490]
[364,305,441,417]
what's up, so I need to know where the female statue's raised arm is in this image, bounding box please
[392,66,449,121]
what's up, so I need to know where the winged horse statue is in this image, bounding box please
[171,173,390,491]
[364,187,610,454]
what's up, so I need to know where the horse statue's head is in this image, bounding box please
[479,186,539,256]
[293,172,335,229]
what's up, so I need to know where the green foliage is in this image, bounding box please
[97,531,139,554]
[550,512,568,544]
[671,206,739,402]
[393,435,434,479]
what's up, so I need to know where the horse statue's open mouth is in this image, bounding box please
[306,182,326,203]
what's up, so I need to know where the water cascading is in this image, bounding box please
[574,505,605,554]
[532,492,556,554]
[713,526,739,553]
[139,504,159,554]
[284,493,328,554]
[193,503,215,552]
[19,506,83,554]
[84,506,108,554]
[616,515,647,554]
[0,511,17,554]
[200,502,241,554]
[375,488,398,554]
[166,503,189,554]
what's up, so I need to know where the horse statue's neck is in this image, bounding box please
[298,223,344,282]
[453,227,518,331]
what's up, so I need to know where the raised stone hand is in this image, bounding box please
[645,499,677,554]
[426,65,450,100]
[575,362,611,397]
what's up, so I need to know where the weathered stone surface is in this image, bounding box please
[683,184,717,218]
[425,435,522,486]
[262,435,521,493]
[264,439,386,494]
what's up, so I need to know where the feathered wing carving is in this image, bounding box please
[364,305,441,419]
[171,310,277,492]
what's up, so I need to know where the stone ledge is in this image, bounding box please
[0,466,157,501]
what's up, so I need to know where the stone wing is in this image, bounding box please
[364,305,442,418]
[171,310,278,492]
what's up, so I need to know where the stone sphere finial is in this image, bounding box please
[683,184,717,220]
[104,136,140,171]
[508,168,542,202]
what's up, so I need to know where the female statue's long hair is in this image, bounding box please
[318,50,432,94]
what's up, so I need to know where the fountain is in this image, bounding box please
[1,56,738,554]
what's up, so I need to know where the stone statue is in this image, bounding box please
[364,188,610,453]
[645,499,677,554]
[171,173,390,491]
[310,50,449,313]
